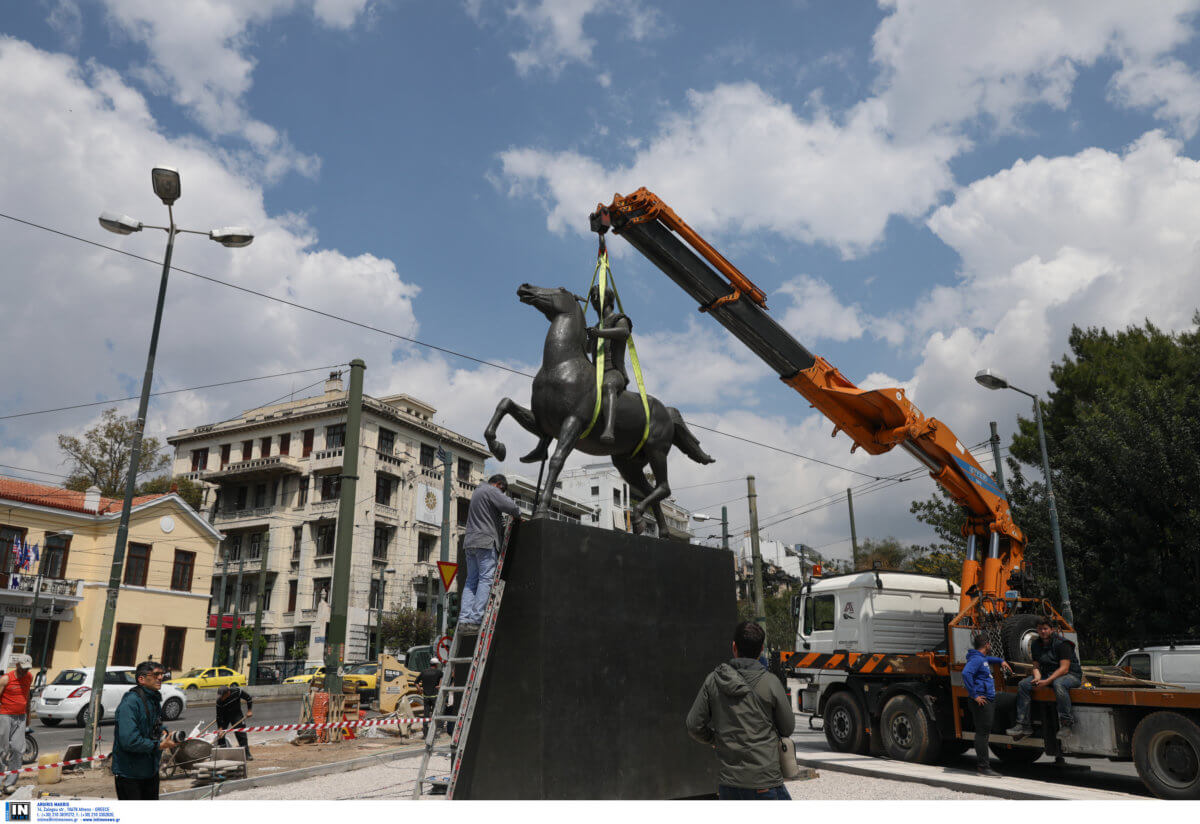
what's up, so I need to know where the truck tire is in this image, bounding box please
[823,691,869,754]
[881,694,942,764]
[1001,614,1041,663]
[989,743,1042,766]
[1132,711,1200,799]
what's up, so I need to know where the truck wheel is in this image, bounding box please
[1001,615,1041,663]
[823,692,868,754]
[881,694,942,764]
[989,743,1042,766]
[1132,711,1200,799]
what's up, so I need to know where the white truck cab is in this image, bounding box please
[1116,645,1200,690]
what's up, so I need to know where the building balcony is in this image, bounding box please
[310,500,339,518]
[0,574,85,622]
[213,505,276,525]
[375,450,408,474]
[311,448,344,472]
[200,454,304,483]
[375,503,398,522]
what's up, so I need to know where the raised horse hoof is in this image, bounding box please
[489,441,507,461]
[519,447,548,463]
[531,508,551,520]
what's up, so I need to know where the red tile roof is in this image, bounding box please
[0,478,165,516]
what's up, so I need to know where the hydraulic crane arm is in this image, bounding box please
[591,188,1025,610]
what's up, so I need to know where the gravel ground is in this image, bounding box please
[215,754,992,801]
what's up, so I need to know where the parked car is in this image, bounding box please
[32,667,187,727]
[165,666,247,691]
[1116,645,1200,689]
[253,665,282,685]
[284,665,327,685]
[343,662,378,696]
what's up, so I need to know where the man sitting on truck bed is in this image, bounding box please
[1006,617,1083,742]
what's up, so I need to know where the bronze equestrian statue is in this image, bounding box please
[484,283,714,536]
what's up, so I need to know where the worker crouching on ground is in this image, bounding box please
[216,684,254,760]
[0,654,32,796]
[962,634,1012,776]
[112,661,179,800]
[686,621,795,799]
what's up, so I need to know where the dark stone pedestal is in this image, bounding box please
[453,518,735,799]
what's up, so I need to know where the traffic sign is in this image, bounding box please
[435,634,452,663]
[437,561,458,590]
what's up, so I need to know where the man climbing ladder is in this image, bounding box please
[459,474,520,631]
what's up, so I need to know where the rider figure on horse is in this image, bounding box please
[586,282,633,445]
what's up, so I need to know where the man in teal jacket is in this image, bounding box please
[686,621,795,799]
[111,661,178,800]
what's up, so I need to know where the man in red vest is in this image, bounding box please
[0,654,33,795]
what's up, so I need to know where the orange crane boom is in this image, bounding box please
[591,188,1026,611]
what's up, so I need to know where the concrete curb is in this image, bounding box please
[162,745,425,800]
[792,753,1054,800]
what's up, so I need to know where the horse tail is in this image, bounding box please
[668,407,716,465]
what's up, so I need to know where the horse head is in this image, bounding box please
[517,283,584,322]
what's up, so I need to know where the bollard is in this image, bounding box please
[37,752,62,785]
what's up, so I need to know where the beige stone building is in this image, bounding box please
[168,372,489,667]
[0,479,220,678]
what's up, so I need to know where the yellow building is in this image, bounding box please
[0,479,221,678]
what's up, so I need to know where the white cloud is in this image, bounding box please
[45,0,83,51]
[778,276,867,343]
[96,0,373,182]
[1110,57,1200,138]
[498,83,960,256]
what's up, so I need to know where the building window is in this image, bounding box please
[242,440,253,461]
[262,577,273,612]
[112,623,140,667]
[239,581,254,611]
[298,476,309,506]
[591,485,600,497]
[378,427,395,455]
[315,523,335,556]
[225,534,242,562]
[375,474,393,506]
[254,483,267,508]
[257,436,269,457]
[369,579,382,611]
[29,620,59,669]
[220,444,231,468]
[0,526,25,577]
[302,429,314,457]
[235,486,248,510]
[420,444,436,468]
[613,489,621,506]
[457,458,471,481]
[313,577,331,608]
[326,424,346,449]
[40,533,71,579]
[124,543,150,587]
[190,448,209,472]
[292,526,302,560]
[279,433,291,455]
[248,532,264,560]
[417,533,437,564]
[287,580,298,612]
[457,498,469,527]
[373,524,390,559]
[320,474,341,501]
[161,627,186,670]
[170,549,195,591]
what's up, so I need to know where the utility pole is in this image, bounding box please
[847,488,859,570]
[324,358,365,695]
[746,476,766,636]
[437,445,454,633]
[211,556,228,666]
[989,421,1006,492]
[227,555,245,668]
[720,505,729,551]
[249,536,269,685]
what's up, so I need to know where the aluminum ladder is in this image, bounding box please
[411,517,514,799]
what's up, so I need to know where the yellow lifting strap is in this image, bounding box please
[581,251,652,455]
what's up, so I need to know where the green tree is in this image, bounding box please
[135,474,203,511]
[854,536,912,570]
[58,408,170,496]
[737,593,798,656]
[380,607,436,653]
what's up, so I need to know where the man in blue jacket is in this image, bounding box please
[111,661,179,800]
[962,634,1012,776]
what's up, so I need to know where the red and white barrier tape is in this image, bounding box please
[0,716,431,777]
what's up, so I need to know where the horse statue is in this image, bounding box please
[484,283,714,535]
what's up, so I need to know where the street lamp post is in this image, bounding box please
[974,369,1073,625]
[84,167,253,758]
[693,509,730,550]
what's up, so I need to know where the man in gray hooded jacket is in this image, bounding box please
[686,621,795,799]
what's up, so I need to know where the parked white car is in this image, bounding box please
[1116,645,1200,690]
[32,666,187,727]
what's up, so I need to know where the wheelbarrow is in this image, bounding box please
[159,722,217,779]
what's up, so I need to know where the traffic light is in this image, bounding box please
[446,591,461,627]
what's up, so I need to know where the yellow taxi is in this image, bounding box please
[284,665,327,685]
[342,662,378,695]
[165,666,247,691]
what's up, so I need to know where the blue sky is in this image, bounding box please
[4,1,1200,569]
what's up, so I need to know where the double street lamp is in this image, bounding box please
[974,368,1073,625]
[82,167,253,758]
